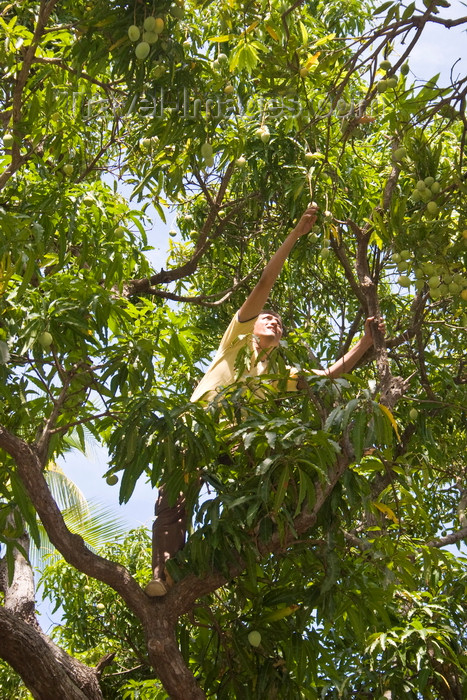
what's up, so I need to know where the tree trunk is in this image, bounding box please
[146,618,207,700]
[0,522,37,626]
[0,516,104,699]
[0,607,104,700]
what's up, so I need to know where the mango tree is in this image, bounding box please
[1,0,467,697]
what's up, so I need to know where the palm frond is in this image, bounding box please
[62,425,100,456]
[31,500,129,569]
[44,462,90,517]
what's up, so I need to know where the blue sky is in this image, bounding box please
[405,1,466,85]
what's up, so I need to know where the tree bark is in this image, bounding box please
[0,520,37,626]
[146,619,207,700]
[0,516,105,699]
[0,425,147,613]
[0,425,207,698]
[0,607,103,700]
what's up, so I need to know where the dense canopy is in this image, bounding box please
[1,0,467,698]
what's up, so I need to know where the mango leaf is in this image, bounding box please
[372,501,399,524]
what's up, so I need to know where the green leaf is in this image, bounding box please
[351,409,367,461]
[208,34,232,42]
[273,465,290,513]
[10,472,41,549]
[402,1,416,19]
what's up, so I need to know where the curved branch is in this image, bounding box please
[141,265,262,306]
[0,424,245,699]
[127,162,236,296]
[382,162,401,211]
[0,424,147,616]
[426,527,467,549]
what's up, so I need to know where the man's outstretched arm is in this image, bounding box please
[238,205,318,323]
[312,317,386,380]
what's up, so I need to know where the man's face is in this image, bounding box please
[253,312,283,349]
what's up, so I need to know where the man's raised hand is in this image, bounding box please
[292,203,319,238]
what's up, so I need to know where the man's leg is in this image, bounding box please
[145,485,186,597]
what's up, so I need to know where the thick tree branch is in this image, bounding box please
[426,527,467,549]
[427,14,467,28]
[166,448,351,619]
[331,229,366,307]
[0,525,37,627]
[126,163,235,295]
[414,326,437,400]
[0,424,148,616]
[0,428,206,700]
[0,607,104,700]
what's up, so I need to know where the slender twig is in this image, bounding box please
[46,411,115,436]
[143,265,261,305]
[36,382,71,464]
[31,56,117,92]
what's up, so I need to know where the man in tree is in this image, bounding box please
[146,205,384,596]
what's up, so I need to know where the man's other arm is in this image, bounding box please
[311,316,386,380]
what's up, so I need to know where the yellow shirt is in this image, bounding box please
[190,312,298,402]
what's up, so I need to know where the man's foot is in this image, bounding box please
[144,578,169,597]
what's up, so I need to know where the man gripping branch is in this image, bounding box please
[146,205,385,596]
